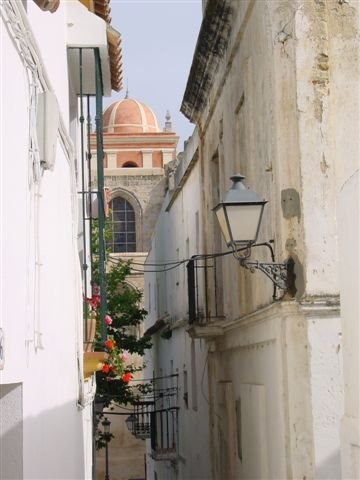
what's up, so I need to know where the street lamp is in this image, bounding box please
[214,174,296,295]
[214,174,267,248]
[125,413,136,436]
[102,417,111,480]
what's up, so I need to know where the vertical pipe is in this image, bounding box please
[204,258,209,322]
[187,259,196,324]
[94,48,107,343]
[195,258,199,321]
[166,410,169,449]
[160,412,163,449]
[87,95,94,289]
[79,48,88,344]
[214,257,218,317]
[104,439,110,480]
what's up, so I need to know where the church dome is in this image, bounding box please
[103,98,161,134]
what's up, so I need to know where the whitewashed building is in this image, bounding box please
[145,0,359,479]
[144,130,213,480]
[0,0,122,478]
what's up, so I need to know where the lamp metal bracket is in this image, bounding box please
[240,258,290,291]
[233,243,296,296]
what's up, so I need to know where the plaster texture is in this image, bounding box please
[145,130,212,480]
[0,1,114,478]
[145,0,358,478]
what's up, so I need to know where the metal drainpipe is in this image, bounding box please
[79,48,88,342]
[94,48,107,344]
[86,95,94,289]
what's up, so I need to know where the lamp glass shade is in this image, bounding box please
[225,203,265,246]
[102,417,111,434]
[214,206,231,245]
[125,414,136,433]
[214,175,267,248]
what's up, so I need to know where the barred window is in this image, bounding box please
[108,197,136,252]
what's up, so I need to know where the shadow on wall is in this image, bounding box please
[316,449,342,480]
[0,384,88,480]
[142,178,166,251]
[96,411,146,480]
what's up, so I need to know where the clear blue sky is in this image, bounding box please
[104,0,203,151]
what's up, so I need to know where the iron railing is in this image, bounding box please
[124,374,180,460]
[75,47,107,348]
[187,255,225,324]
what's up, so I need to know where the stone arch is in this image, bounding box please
[122,161,138,168]
[108,188,143,252]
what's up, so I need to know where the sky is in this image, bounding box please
[104,0,203,151]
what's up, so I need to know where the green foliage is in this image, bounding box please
[90,217,152,446]
[105,260,152,355]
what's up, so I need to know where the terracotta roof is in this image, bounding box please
[103,98,160,134]
[93,0,123,92]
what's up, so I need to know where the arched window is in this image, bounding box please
[122,161,137,168]
[108,197,136,252]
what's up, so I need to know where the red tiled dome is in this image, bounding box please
[103,98,160,134]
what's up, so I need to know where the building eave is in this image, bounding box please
[180,0,232,123]
[79,0,123,92]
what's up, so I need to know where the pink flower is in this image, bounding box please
[105,315,113,326]
[121,352,128,362]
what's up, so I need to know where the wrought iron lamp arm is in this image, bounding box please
[232,243,296,296]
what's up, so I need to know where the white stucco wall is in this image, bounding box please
[177,1,356,478]
[0,2,98,478]
[145,131,212,480]
[338,170,360,479]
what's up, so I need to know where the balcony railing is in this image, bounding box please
[126,374,179,460]
[187,255,225,325]
[150,407,179,460]
[73,47,107,351]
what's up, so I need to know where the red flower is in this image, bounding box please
[102,364,110,374]
[122,372,132,383]
[88,295,100,309]
[104,340,113,349]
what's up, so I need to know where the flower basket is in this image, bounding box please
[83,351,108,379]
[84,317,97,353]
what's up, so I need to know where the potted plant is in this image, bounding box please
[83,288,100,353]
[83,351,109,379]
[100,335,131,383]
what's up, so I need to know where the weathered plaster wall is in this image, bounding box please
[197,0,358,309]
[184,0,355,478]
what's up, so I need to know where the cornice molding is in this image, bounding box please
[181,0,232,123]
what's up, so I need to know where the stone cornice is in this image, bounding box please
[90,134,178,147]
[181,0,232,123]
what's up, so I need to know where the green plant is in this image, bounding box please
[90,218,152,448]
